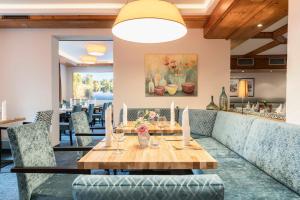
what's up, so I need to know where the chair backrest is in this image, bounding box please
[7,122,56,200]
[178,109,218,138]
[87,104,95,123]
[71,112,92,147]
[72,105,82,113]
[34,110,53,131]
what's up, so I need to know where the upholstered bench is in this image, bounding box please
[72,174,224,200]
[181,110,300,200]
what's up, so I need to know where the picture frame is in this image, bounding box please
[230,78,255,97]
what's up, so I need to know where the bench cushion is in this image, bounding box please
[31,174,78,200]
[243,119,300,195]
[202,157,300,200]
[179,109,217,137]
[72,175,224,200]
[196,137,240,159]
[212,111,256,156]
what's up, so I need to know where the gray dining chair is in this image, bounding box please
[23,110,53,131]
[7,122,91,200]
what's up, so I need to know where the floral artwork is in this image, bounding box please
[145,54,198,97]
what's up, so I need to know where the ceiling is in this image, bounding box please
[59,40,114,65]
[231,16,288,56]
[0,0,220,15]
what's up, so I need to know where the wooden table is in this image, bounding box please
[0,117,25,170]
[77,136,217,170]
[116,121,183,134]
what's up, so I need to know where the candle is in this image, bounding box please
[1,100,7,120]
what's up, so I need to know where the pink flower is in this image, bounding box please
[149,111,157,120]
[137,124,149,136]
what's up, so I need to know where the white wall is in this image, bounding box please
[114,30,230,124]
[287,0,300,125]
[60,64,68,100]
[0,28,230,145]
[231,71,286,99]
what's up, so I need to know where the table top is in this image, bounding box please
[0,117,26,126]
[116,121,182,134]
[77,136,218,170]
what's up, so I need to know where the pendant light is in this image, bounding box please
[112,0,187,43]
[80,55,97,64]
[86,44,107,56]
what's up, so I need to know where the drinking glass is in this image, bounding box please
[137,110,145,120]
[114,123,125,154]
[158,116,167,141]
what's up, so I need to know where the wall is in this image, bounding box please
[231,71,286,99]
[0,28,230,145]
[60,64,68,101]
[287,0,300,125]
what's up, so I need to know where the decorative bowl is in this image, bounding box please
[182,82,195,94]
[154,86,165,96]
[166,84,178,96]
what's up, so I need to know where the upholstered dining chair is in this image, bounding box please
[87,104,95,126]
[23,110,53,131]
[7,122,91,200]
[71,112,105,152]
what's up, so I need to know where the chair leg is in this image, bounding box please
[69,131,73,146]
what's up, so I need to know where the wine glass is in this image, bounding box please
[114,123,125,154]
[158,116,167,141]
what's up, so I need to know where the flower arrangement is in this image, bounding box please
[143,110,159,121]
[136,124,149,136]
[136,124,150,148]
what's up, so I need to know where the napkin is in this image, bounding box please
[1,100,7,120]
[170,101,175,127]
[182,106,190,146]
[105,106,113,147]
[123,103,128,125]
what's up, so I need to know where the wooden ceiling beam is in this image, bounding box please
[0,15,209,29]
[207,0,288,49]
[245,40,281,56]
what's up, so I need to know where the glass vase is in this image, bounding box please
[219,86,228,111]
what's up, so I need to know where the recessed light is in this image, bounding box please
[242,70,245,73]
[270,70,273,73]
[257,24,263,28]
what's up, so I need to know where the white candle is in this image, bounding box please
[1,100,7,121]
[170,101,175,127]
[123,103,128,126]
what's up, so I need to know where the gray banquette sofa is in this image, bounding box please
[7,108,300,199]
[119,108,300,199]
[181,109,300,200]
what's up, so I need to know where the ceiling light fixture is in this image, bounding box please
[112,0,187,43]
[86,44,107,56]
[257,23,263,27]
[80,55,97,64]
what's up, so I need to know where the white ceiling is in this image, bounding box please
[232,16,288,55]
[0,0,220,15]
[59,40,114,64]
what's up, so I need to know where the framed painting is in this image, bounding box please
[241,78,255,97]
[230,78,239,97]
[230,78,255,97]
[145,54,198,97]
